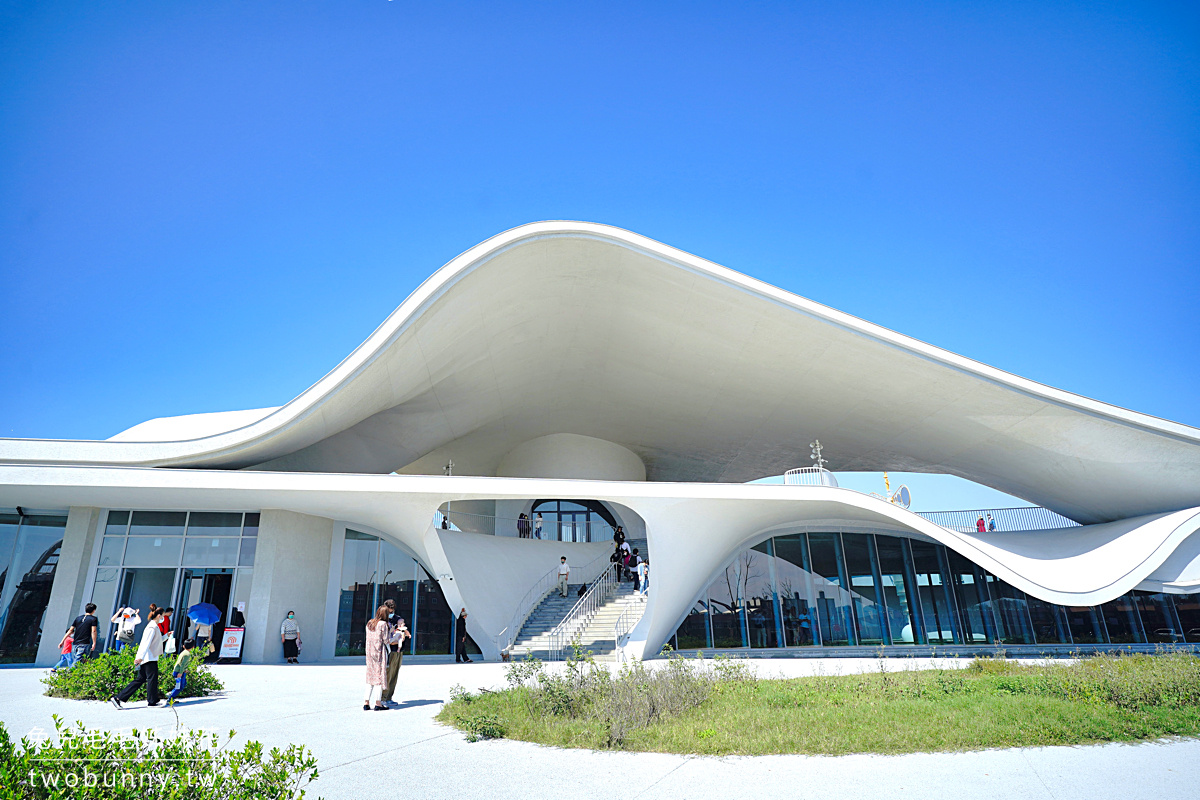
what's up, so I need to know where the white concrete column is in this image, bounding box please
[35,507,102,665]
[244,510,334,664]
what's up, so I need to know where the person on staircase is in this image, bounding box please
[630,548,644,593]
[557,556,571,597]
[636,558,649,598]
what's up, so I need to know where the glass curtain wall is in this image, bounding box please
[671,529,1200,652]
[0,511,68,662]
[87,511,257,653]
[335,529,476,657]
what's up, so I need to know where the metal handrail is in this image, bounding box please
[497,548,613,656]
[547,556,621,660]
[435,509,617,542]
[916,506,1079,533]
[613,605,636,663]
[783,467,839,487]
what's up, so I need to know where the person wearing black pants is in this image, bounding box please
[455,608,472,663]
[111,607,165,709]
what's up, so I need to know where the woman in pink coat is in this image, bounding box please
[363,605,391,711]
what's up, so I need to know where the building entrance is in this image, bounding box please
[174,568,233,660]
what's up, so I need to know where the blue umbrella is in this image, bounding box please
[187,603,222,626]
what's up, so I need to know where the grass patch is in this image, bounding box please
[438,649,1200,755]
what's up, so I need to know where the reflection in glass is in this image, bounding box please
[745,543,779,648]
[842,534,885,645]
[946,551,993,643]
[1133,592,1182,643]
[773,534,816,647]
[337,530,379,656]
[708,559,747,648]
[98,537,125,566]
[1099,593,1144,644]
[104,511,130,536]
[122,536,184,567]
[129,511,186,537]
[182,537,240,567]
[1062,605,1106,644]
[187,512,243,537]
[875,536,919,644]
[674,599,712,649]
[984,574,1035,644]
[909,541,956,644]
[89,568,120,651]
[416,566,459,655]
[0,514,67,661]
[1026,594,1070,644]
[1173,594,1200,643]
[242,513,260,537]
[239,538,256,566]
[808,533,855,646]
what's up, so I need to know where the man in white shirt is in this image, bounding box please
[111,607,165,708]
[557,556,570,597]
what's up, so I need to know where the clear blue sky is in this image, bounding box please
[1,2,1197,509]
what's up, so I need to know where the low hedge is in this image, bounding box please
[42,650,223,702]
[0,717,318,799]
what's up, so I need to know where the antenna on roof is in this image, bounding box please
[809,440,827,471]
[443,459,454,477]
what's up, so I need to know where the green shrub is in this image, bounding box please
[42,650,223,702]
[461,714,506,743]
[0,716,318,799]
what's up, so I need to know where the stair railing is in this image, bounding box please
[498,549,613,656]
[614,605,637,663]
[547,558,622,661]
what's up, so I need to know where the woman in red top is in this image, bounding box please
[158,607,173,636]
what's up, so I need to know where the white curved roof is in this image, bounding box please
[2,221,1198,523]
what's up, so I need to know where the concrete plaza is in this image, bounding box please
[1,656,1197,799]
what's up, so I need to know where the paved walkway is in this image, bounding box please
[1,657,1197,799]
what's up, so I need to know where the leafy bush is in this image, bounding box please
[0,716,318,799]
[42,650,223,702]
[461,714,506,743]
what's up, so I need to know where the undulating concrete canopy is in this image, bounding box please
[1,221,1198,524]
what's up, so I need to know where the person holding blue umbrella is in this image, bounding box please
[187,602,221,655]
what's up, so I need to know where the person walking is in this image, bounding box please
[191,617,213,654]
[363,605,390,710]
[976,515,986,533]
[111,607,141,652]
[987,514,997,531]
[630,548,643,592]
[281,611,301,663]
[157,607,173,636]
[51,627,74,672]
[557,556,570,597]
[165,637,201,707]
[455,609,472,663]
[636,558,649,597]
[534,513,544,540]
[613,526,625,547]
[111,607,165,709]
[517,513,530,538]
[69,603,99,665]
[382,600,410,705]
[610,544,623,582]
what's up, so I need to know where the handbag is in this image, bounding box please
[163,633,177,654]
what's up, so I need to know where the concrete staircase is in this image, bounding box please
[510,582,647,662]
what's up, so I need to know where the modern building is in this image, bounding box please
[2,220,1199,666]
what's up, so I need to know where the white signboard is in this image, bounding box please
[220,627,245,659]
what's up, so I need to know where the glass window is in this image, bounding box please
[1062,605,1107,644]
[187,512,243,537]
[239,538,256,566]
[89,568,120,650]
[1172,594,1200,643]
[708,557,748,648]
[122,536,184,567]
[242,513,259,537]
[104,511,130,536]
[0,514,67,662]
[946,550,994,643]
[98,536,125,566]
[984,574,1035,644]
[113,567,176,647]
[230,569,253,627]
[182,537,240,567]
[377,543,417,646]
[745,542,779,649]
[1133,592,1183,644]
[1099,593,1144,644]
[673,598,712,649]
[1026,595,1071,644]
[129,511,186,537]
[415,567,453,655]
[909,541,956,644]
[0,514,19,600]
[772,534,817,647]
[808,533,855,646]
[337,530,379,657]
[842,533,886,645]
[876,536,920,644]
